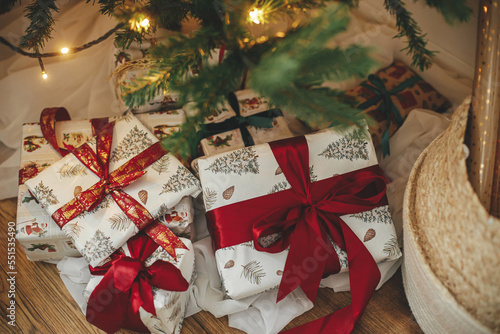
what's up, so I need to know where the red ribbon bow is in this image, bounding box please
[207,135,388,333]
[86,231,189,334]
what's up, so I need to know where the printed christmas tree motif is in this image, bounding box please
[349,206,392,224]
[160,166,200,194]
[156,203,170,219]
[64,221,83,239]
[203,188,217,211]
[241,260,266,285]
[241,241,255,249]
[333,243,348,269]
[309,166,318,183]
[219,269,230,297]
[110,125,154,163]
[108,212,132,231]
[152,155,171,175]
[78,196,112,218]
[33,180,59,208]
[382,235,400,258]
[205,147,260,175]
[22,195,36,204]
[57,162,88,178]
[165,292,181,309]
[28,243,56,252]
[258,232,282,248]
[168,304,182,323]
[208,134,233,148]
[83,229,116,263]
[319,129,369,161]
[268,181,290,194]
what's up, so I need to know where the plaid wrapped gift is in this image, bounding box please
[345,61,451,156]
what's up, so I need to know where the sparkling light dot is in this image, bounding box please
[42,72,48,80]
[61,47,69,54]
[249,9,263,24]
[140,18,150,27]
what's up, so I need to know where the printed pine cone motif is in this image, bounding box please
[138,190,148,205]
[276,270,283,276]
[364,228,376,242]
[224,260,235,269]
[74,186,82,197]
[275,166,282,175]
[223,186,235,200]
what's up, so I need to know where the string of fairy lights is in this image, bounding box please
[0,8,264,81]
[0,17,151,80]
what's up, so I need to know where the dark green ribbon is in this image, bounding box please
[197,92,282,147]
[358,74,421,157]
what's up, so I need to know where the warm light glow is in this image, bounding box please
[140,18,150,27]
[275,31,285,38]
[249,8,263,24]
[61,47,69,54]
[42,71,48,80]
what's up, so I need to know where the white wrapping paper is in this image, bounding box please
[17,109,194,261]
[196,125,401,300]
[25,112,201,266]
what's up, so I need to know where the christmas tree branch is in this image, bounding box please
[419,0,471,24]
[384,0,434,71]
[19,0,59,52]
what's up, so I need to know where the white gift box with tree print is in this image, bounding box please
[196,126,401,300]
[25,112,201,266]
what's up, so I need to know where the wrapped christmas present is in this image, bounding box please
[196,125,401,331]
[25,111,201,266]
[17,108,196,261]
[194,89,293,156]
[316,61,450,156]
[84,228,194,334]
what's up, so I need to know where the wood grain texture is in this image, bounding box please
[0,197,423,333]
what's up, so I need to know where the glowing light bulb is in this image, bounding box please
[140,18,150,27]
[61,47,69,54]
[42,71,48,80]
[249,8,263,24]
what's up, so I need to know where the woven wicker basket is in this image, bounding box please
[402,97,500,333]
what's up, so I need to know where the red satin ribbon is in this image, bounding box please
[86,231,189,334]
[206,135,387,333]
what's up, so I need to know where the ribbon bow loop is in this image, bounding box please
[87,232,189,334]
[248,136,388,305]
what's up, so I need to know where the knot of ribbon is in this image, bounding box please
[197,92,280,147]
[86,232,189,334]
[358,74,420,156]
[52,121,167,231]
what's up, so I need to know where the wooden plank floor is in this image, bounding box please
[0,197,423,334]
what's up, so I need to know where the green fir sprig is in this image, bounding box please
[19,0,59,52]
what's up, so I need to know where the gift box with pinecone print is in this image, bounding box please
[196,125,401,302]
[24,111,201,266]
[17,108,196,261]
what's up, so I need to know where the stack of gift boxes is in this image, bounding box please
[17,62,450,333]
